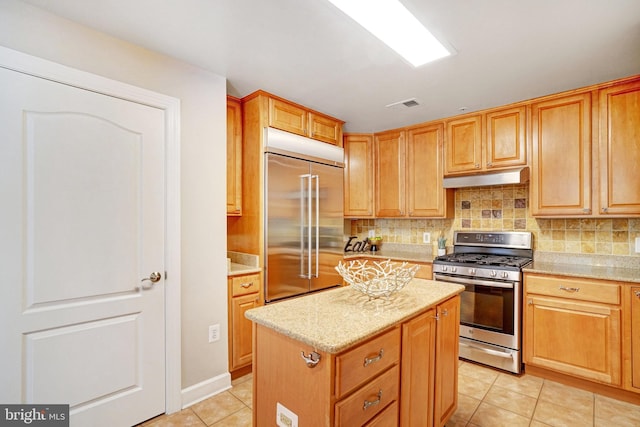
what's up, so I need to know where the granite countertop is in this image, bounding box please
[524,252,640,284]
[524,262,640,284]
[245,279,464,354]
[343,243,435,264]
[228,263,261,276]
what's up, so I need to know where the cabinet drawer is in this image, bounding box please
[335,327,400,398]
[364,400,398,426]
[231,274,260,297]
[525,274,620,305]
[335,365,399,427]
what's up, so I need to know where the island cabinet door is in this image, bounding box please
[253,325,334,427]
[434,296,460,427]
[400,308,436,427]
[632,287,640,389]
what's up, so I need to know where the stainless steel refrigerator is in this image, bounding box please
[264,127,344,302]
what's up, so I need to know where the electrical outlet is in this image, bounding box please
[208,324,220,343]
[423,232,431,243]
[276,403,298,427]
[368,229,375,238]
[635,237,640,253]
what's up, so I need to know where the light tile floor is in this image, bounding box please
[140,362,640,426]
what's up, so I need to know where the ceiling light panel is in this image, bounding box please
[326,0,450,67]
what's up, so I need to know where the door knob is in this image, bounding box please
[141,272,162,284]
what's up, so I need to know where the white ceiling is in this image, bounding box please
[19,0,640,133]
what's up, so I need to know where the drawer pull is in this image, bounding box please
[363,349,384,367]
[559,286,580,293]
[240,282,254,288]
[300,351,321,368]
[635,290,640,298]
[363,390,382,411]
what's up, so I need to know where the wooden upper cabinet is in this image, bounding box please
[407,123,454,218]
[375,130,405,217]
[598,79,640,215]
[485,106,527,169]
[529,92,592,216]
[226,96,242,216]
[268,97,307,137]
[267,95,343,146]
[445,114,482,174]
[445,106,527,176]
[344,133,374,218]
[309,112,342,145]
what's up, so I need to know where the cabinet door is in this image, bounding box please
[230,292,259,370]
[226,97,242,215]
[309,112,342,145]
[485,106,527,169]
[375,130,405,217]
[598,80,640,215]
[407,124,453,218]
[268,97,307,137]
[530,93,592,216]
[344,134,374,217]
[434,296,459,427]
[400,309,436,427]
[524,295,621,385]
[632,287,640,389]
[444,115,482,175]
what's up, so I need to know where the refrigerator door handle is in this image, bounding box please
[300,174,311,279]
[312,174,319,278]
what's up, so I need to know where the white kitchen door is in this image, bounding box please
[0,66,167,426]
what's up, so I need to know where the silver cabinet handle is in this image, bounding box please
[559,286,580,293]
[363,390,382,410]
[300,351,321,368]
[240,282,254,288]
[363,349,384,367]
[141,272,162,283]
[634,290,640,298]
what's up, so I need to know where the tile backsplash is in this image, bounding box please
[349,184,640,257]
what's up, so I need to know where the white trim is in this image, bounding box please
[180,373,232,409]
[0,46,182,414]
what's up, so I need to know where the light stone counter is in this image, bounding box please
[245,279,464,353]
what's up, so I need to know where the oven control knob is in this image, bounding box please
[441,266,448,272]
[469,268,476,275]
[490,270,497,277]
[451,267,457,273]
[501,271,509,278]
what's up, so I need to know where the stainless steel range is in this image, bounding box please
[433,231,533,374]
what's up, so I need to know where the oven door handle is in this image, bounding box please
[433,273,515,289]
[460,341,514,359]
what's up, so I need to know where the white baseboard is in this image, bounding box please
[181,372,232,409]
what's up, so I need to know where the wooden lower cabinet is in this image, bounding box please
[228,273,261,373]
[524,273,622,385]
[253,296,460,426]
[631,286,640,390]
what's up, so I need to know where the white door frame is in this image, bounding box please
[0,46,182,414]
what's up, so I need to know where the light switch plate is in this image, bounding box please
[423,232,431,243]
[368,229,375,238]
[635,237,640,253]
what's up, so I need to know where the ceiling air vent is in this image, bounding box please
[385,98,421,109]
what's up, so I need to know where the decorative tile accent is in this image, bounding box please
[348,183,640,257]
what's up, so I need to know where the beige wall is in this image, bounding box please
[351,184,640,257]
[0,0,229,390]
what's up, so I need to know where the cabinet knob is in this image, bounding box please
[475,163,480,169]
[583,208,591,214]
[602,207,608,213]
[634,290,640,298]
[487,162,493,167]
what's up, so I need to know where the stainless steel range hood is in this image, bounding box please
[442,167,529,188]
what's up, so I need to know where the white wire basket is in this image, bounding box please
[335,259,420,299]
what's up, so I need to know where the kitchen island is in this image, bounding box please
[245,279,464,426]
